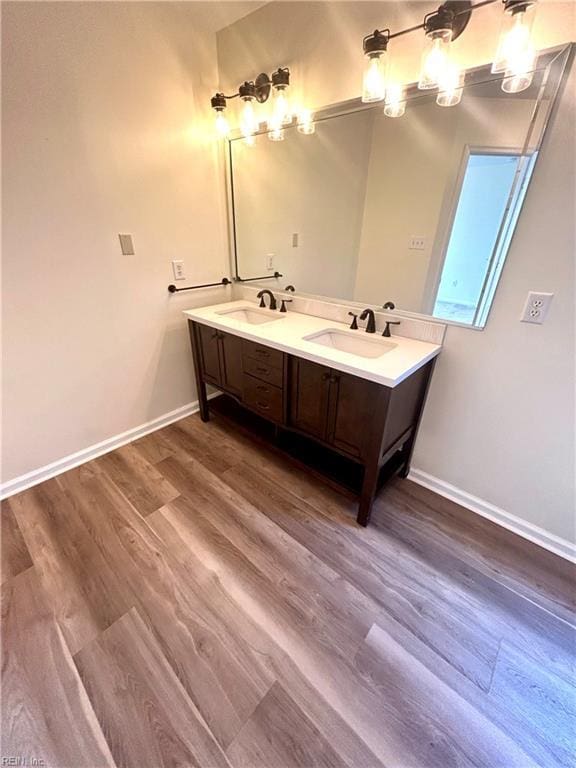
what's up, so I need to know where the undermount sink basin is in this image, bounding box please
[304,329,396,359]
[216,307,284,325]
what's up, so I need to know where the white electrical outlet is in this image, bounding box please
[292,233,299,248]
[172,260,185,281]
[409,236,426,251]
[520,291,554,324]
[266,253,275,270]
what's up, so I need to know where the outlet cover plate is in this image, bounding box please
[520,291,554,324]
[172,260,185,281]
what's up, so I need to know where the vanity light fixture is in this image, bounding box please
[493,0,537,93]
[362,29,389,103]
[239,81,258,142]
[418,3,470,89]
[271,67,292,126]
[361,0,540,110]
[211,93,230,137]
[210,67,314,142]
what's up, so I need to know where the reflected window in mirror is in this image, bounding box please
[433,150,537,325]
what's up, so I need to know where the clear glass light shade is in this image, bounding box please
[297,108,315,134]
[501,47,535,92]
[492,3,537,74]
[272,86,292,127]
[362,52,387,103]
[214,110,230,138]
[383,83,405,118]
[436,64,464,106]
[418,29,452,90]
[240,99,258,139]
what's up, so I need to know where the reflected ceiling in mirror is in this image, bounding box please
[229,46,571,328]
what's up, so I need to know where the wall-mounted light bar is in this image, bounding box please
[210,68,315,143]
[361,0,539,119]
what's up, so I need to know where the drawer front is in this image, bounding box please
[243,356,284,387]
[242,375,283,422]
[241,339,284,369]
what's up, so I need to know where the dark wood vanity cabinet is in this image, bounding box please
[189,320,435,527]
[289,357,378,460]
[194,324,243,397]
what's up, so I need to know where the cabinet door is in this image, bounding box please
[219,331,243,397]
[197,324,222,385]
[326,371,382,459]
[289,357,331,440]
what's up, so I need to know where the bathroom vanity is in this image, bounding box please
[185,300,440,526]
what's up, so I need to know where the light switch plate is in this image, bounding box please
[118,234,135,255]
[520,291,554,324]
[172,260,185,281]
[266,253,275,270]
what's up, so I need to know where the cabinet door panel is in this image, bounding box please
[326,372,382,459]
[197,324,221,385]
[289,358,330,440]
[219,331,243,397]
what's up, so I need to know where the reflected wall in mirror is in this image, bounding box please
[230,47,571,327]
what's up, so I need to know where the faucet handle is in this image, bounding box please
[383,320,401,337]
[280,299,293,313]
[348,312,359,330]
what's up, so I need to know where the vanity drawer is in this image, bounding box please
[242,375,283,422]
[241,339,284,369]
[242,356,284,387]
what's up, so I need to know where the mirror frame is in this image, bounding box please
[225,43,573,330]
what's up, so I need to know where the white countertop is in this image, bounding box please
[183,300,441,388]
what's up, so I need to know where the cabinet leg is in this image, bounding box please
[399,435,417,479]
[357,461,380,527]
[197,380,210,422]
[188,320,210,422]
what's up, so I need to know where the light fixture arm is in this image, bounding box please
[365,0,500,46]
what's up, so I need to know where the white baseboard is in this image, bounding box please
[0,394,219,500]
[409,468,576,564]
[3,405,573,565]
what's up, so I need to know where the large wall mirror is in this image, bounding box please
[229,45,571,328]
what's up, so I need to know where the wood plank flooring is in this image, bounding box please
[1,405,575,768]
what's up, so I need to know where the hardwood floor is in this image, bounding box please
[2,404,575,768]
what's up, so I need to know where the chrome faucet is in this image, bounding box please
[360,308,376,333]
[257,289,277,310]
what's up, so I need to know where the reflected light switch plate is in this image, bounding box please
[118,234,135,255]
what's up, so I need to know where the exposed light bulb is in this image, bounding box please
[493,1,537,74]
[240,99,258,140]
[272,87,292,126]
[297,108,315,135]
[214,110,230,138]
[418,29,452,90]
[436,63,464,107]
[362,54,387,103]
[383,82,405,118]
